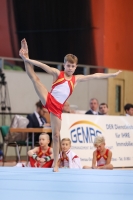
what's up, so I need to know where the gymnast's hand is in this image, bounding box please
[39,157,46,163]
[113,70,122,77]
[62,152,69,160]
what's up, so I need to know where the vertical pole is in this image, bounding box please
[32,132,34,149]
[0,58,4,70]
[83,66,90,75]
[57,65,62,71]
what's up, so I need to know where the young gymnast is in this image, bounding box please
[19,38,121,171]
[83,136,113,170]
[58,138,82,169]
[28,133,53,168]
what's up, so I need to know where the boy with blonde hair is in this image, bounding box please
[83,136,113,170]
[58,138,82,169]
[19,39,121,171]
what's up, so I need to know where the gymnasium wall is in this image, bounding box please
[91,0,133,71]
[3,70,108,114]
[0,0,18,58]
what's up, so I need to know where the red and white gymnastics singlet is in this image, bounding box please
[44,71,75,119]
[30,147,53,168]
[96,149,109,166]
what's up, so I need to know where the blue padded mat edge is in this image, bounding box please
[0,167,133,200]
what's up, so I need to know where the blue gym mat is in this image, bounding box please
[0,167,133,200]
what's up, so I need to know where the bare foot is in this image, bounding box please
[19,49,27,61]
[21,38,29,58]
[53,165,59,172]
[83,166,91,169]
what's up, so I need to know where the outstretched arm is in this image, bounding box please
[75,70,122,83]
[19,48,60,77]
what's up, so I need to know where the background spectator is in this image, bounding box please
[85,98,100,115]
[27,100,51,143]
[124,103,133,116]
[62,101,76,113]
[99,103,108,115]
